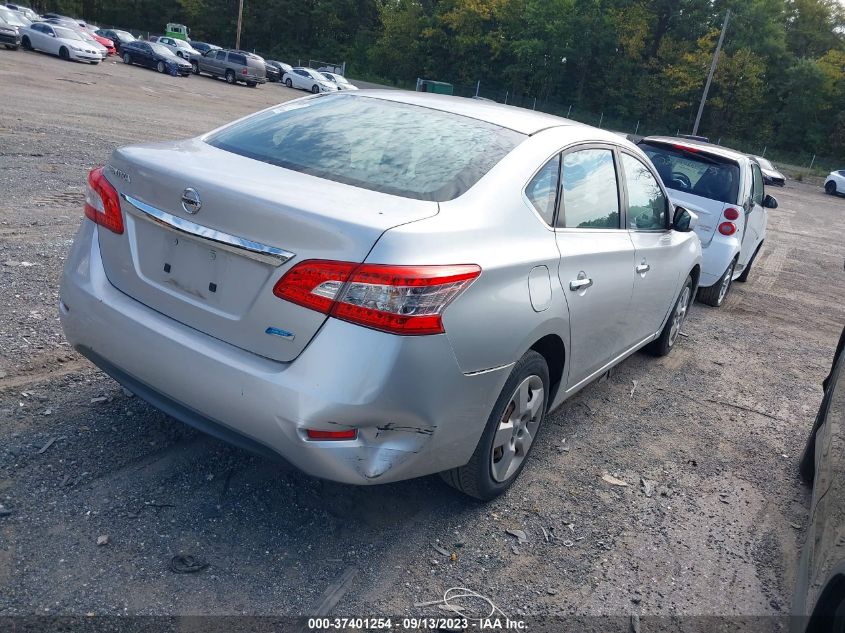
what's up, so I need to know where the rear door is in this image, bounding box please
[619,151,683,342]
[554,145,636,386]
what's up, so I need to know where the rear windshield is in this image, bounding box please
[206,94,525,201]
[640,141,740,205]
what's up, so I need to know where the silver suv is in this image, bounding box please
[193,48,265,87]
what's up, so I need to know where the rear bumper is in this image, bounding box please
[59,221,511,485]
[699,233,740,287]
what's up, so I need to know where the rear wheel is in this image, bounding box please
[826,181,837,195]
[698,258,735,307]
[225,69,236,84]
[59,46,70,61]
[648,276,693,357]
[247,81,257,88]
[440,350,549,500]
[156,60,165,73]
[21,35,32,50]
[123,52,131,65]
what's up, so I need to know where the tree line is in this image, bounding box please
[31,0,845,161]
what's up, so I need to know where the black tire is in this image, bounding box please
[826,181,837,195]
[190,60,198,74]
[285,77,292,87]
[440,350,549,501]
[59,46,70,61]
[247,81,257,88]
[736,242,763,282]
[647,275,693,357]
[157,60,166,73]
[225,70,235,84]
[22,35,32,51]
[311,84,320,94]
[799,345,845,483]
[697,258,736,307]
[123,52,131,65]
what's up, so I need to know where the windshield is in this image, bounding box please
[114,30,133,40]
[0,8,26,26]
[150,42,178,58]
[174,39,192,48]
[206,94,525,201]
[640,141,740,205]
[54,26,83,40]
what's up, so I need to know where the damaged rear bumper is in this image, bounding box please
[59,221,512,484]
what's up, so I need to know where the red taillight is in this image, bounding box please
[718,222,737,236]
[273,260,482,335]
[672,143,698,153]
[306,428,358,441]
[242,68,248,75]
[723,207,740,221]
[84,166,124,234]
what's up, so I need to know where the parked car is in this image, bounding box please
[282,67,338,93]
[639,137,776,307]
[121,40,191,76]
[266,59,291,81]
[194,48,265,86]
[794,325,845,632]
[95,28,134,53]
[59,92,701,500]
[188,40,218,55]
[156,35,199,60]
[752,156,786,187]
[824,170,845,196]
[0,6,25,49]
[5,4,38,22]
[263,61,280,82]
[20,22,102,63]
[321,71,357,90]
[67,26,110,58]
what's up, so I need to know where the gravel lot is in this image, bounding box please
[2,49,845,625]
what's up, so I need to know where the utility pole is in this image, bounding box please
[692,8,730,136]
[235,0,244,49]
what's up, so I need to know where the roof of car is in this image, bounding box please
[642,136,749,162]
[352,90,580,135]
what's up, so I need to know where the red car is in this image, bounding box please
[89,31,115,55]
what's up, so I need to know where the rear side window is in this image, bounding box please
[228,53,246,65]
[206,94,525,201]
[640,142,740,204]
[558,149,620,229]
[215,50,227,60]
[525,155,560,225]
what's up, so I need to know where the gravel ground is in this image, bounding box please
[1,49,845,625]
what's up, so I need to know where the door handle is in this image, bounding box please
[570,277,593,291]
[636,263,650,274]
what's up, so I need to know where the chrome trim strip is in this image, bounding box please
[121,194,295,267]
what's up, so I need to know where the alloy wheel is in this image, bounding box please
[490,375,544,483]
[718,261,735,304]
[668,285,691,347]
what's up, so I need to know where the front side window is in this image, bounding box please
[752,163,764,206]
[558,148,620,229]
[525,155,560,225]
[621,153,668,230]
[206,94,525,202]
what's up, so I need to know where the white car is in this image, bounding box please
[824,170,845,196]
[21,22,101,63]
[282,67,339,93]
[321,72,358,91]
[156,35,199,60]
[640,137,776,307]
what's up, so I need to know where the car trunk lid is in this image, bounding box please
[96,138,438,362]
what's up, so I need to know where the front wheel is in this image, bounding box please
[59,46,70,61]
[123,52,131,65]
[285,77,292,87]
[440,350,549,500]
[698,258,736,307]
[826,181,837,195]
[191,60,198,74]
[311,84,320,94]
[157,60,166,73]
[648,276,693,357]
[21,35,32,50]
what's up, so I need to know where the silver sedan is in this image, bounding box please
[60,92,701,499]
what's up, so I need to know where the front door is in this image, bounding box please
[620,152,683,342]
[554,146,636,388]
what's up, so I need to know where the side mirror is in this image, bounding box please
[763,194,778,209]
[672,205,698,232]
